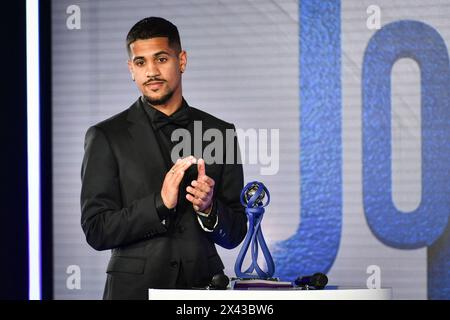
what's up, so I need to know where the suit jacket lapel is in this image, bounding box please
[126,100,168,191]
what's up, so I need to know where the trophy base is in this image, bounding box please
[231,277,293,290]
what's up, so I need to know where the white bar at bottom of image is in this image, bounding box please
[148,287,393,300]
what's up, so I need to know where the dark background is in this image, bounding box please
[0,0,52,300]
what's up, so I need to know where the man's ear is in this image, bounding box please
[127,60,135,81]
[179,50,187,73]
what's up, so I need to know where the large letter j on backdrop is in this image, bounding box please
[273,0,342,280]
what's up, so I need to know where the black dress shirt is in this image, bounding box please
[140,96,218,230]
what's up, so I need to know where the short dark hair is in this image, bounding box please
[126,17,182,57]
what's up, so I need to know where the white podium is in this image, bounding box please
[149,287,392,300]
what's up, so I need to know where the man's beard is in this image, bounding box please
[143,89,174,106]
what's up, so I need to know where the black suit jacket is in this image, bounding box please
[80,98,247,299]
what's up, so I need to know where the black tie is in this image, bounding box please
[151,107,190,131]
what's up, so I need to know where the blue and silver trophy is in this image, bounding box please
[234,181,275,279]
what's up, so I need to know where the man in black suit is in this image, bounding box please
[80,17,247,299]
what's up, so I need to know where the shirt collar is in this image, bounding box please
[140,96,190,131]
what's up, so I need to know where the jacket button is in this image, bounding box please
[170,261,178,268]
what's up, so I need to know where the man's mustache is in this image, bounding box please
[144,78,166,85]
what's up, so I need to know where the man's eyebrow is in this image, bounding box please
[153,51,171,57]
[132,56,145,62]
[132,51,172,62]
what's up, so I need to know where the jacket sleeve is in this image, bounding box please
[80,126,167,251]
[206,124,247,249]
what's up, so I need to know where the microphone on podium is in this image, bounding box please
[192,274,230,290]
[208,274,229,290]
[294,273,328,289]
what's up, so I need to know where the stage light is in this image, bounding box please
[26,0,41,300]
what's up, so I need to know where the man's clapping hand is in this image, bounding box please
[160,156,196,209]
[186,158,215,213]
